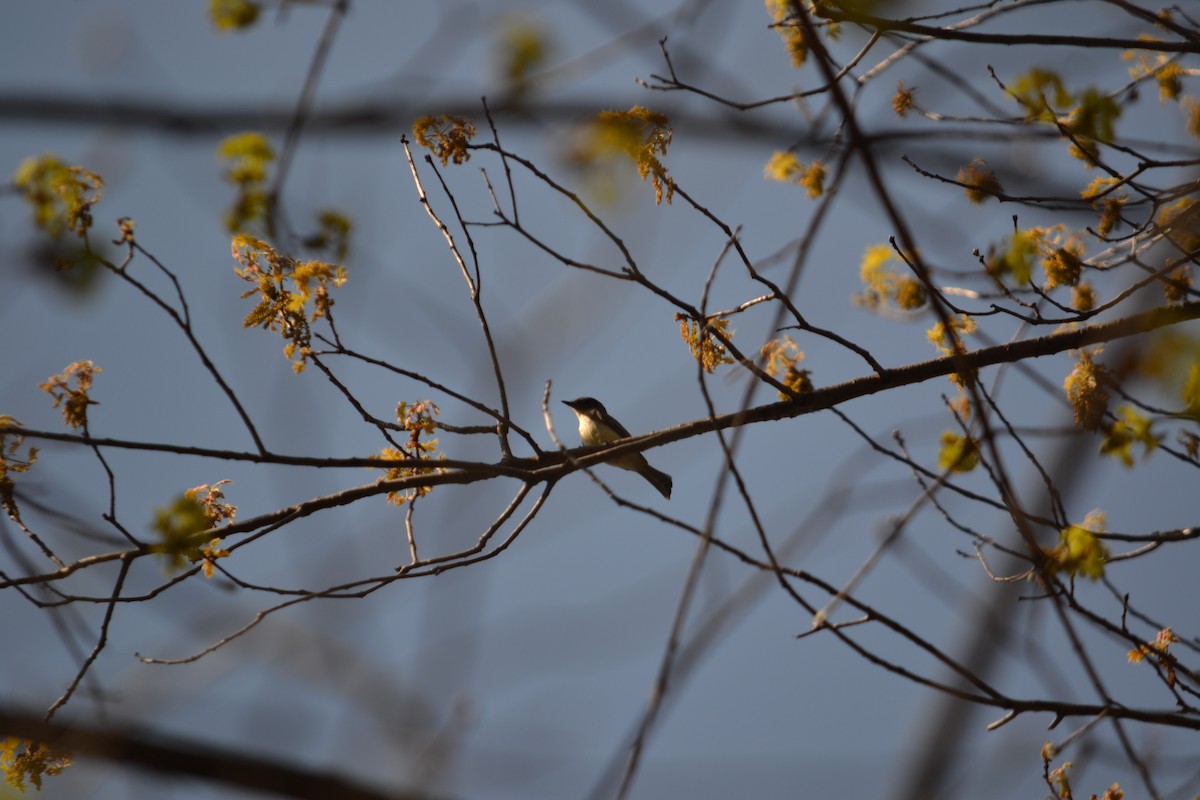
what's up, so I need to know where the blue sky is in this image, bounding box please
[2,3,1199,798]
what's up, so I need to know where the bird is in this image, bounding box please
[562,397,672,499]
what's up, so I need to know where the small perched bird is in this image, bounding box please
[562,397,672,499]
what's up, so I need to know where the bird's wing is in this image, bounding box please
[606,414,633,438]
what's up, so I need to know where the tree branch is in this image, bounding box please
[0,706,451,800]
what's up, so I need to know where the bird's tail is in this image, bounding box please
[639,465,673,500]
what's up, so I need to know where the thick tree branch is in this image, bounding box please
[0,706,450,800]
[7,300,1198,498]
[820,8,1200,51]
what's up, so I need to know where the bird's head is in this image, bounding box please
[562,397,606,416]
